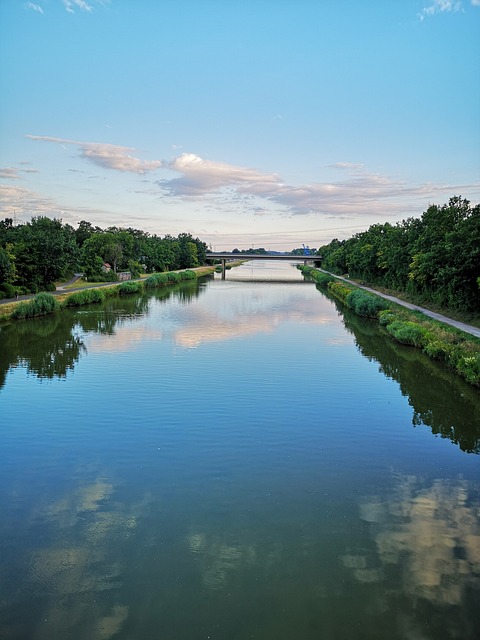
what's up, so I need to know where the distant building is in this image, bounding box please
[117,271,132,281]
[102,263,111,273]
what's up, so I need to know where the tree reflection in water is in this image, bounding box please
[0,280,204,390]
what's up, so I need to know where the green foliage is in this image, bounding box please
[327,280,353,303]
[313,271,334,286]
[118,281,144,295]
[345,289,389,318]
[454,354,480,385]
[166,271,181,283]
[127,260,143,279]
[64,288,106,306]
[318,197,480,312]
[0,244,16,284]
[378,310,398,326]
[297,265,334,287]
[11,292,59,319]
[386,321,429,347]
[180,270,197,281]
[1,217,208,294]
[422,340,455,364]
[0,283,17,298]
[145,273,169,288]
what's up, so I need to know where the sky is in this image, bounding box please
[1,0,479,251]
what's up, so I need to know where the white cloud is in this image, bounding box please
[26,135,163,174]
[63,0,93,13]
[159,153,463,217]
[22,135,480,223]
[162,153,279,197]
[25,2,44,13]
[0,167,40,180]
[0,182,113,225]
[419,0,463,20]
[329,162,364,170]
[0,168,21,180]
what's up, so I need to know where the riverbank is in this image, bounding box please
[0,265,217,322]
[298,265,480,388]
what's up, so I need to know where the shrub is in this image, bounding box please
[145,273,169,288]
[313,271,334,286]
[43,282,57,292]
[166,271,181,283]
[118,281,143,295]
[378,310,397,326]
[0,283,16,298]
[12,292,58,319]
[27,282,39,294]
[422,339,455,364]
[386,321,429,347]
[64,288,105,307]
[327,281,353,303]
[180,270,197,281]
[455,354,480,386]
[345,289,389,318]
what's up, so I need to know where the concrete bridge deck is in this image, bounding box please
[205,253,321,279]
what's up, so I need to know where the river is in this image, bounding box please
[0,260,479,640]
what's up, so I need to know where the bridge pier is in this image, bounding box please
[222,259,226,280]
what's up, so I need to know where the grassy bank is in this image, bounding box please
[298,264,480,388]
[1,266,216,322]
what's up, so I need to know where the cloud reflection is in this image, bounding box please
[15,476,138,640]
[343,475,480,625]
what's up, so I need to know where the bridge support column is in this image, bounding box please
[222,259,226,280]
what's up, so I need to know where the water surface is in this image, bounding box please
[1,261,479,640]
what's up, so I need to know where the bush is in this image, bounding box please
[43,282,57,292]
[378,310,397,326]
[313,271,334,286]
[327,281,353,303]
[386,321,429,347]
[455,354,480,385]
[345,289,389,318]
[422,339,455,364]
[27,282,39,294]
[64,288,105,307]
[12,292,58,319]
[166,271,181,283]
[180,270,197,281]
[145,273,169,288]
[118,281,144,295]
[0,283,16,298]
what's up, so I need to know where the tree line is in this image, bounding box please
[317,197,480,313]
[0,217,208,297]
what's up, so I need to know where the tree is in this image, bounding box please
[0,244,16,284]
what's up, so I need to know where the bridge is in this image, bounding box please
[205,252,322,279]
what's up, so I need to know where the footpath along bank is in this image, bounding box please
[298,264,480,388]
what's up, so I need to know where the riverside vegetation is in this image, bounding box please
[5,268,211,321]
[316,197,479,315]
[0,216,208,298]
[298,264,480,388]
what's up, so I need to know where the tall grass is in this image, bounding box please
[64,288,106,306]
[11,292,59,319]
[118,281,144,295]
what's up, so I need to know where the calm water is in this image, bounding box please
[0,261,479,640]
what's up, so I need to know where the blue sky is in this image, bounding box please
[1,0,479,250]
